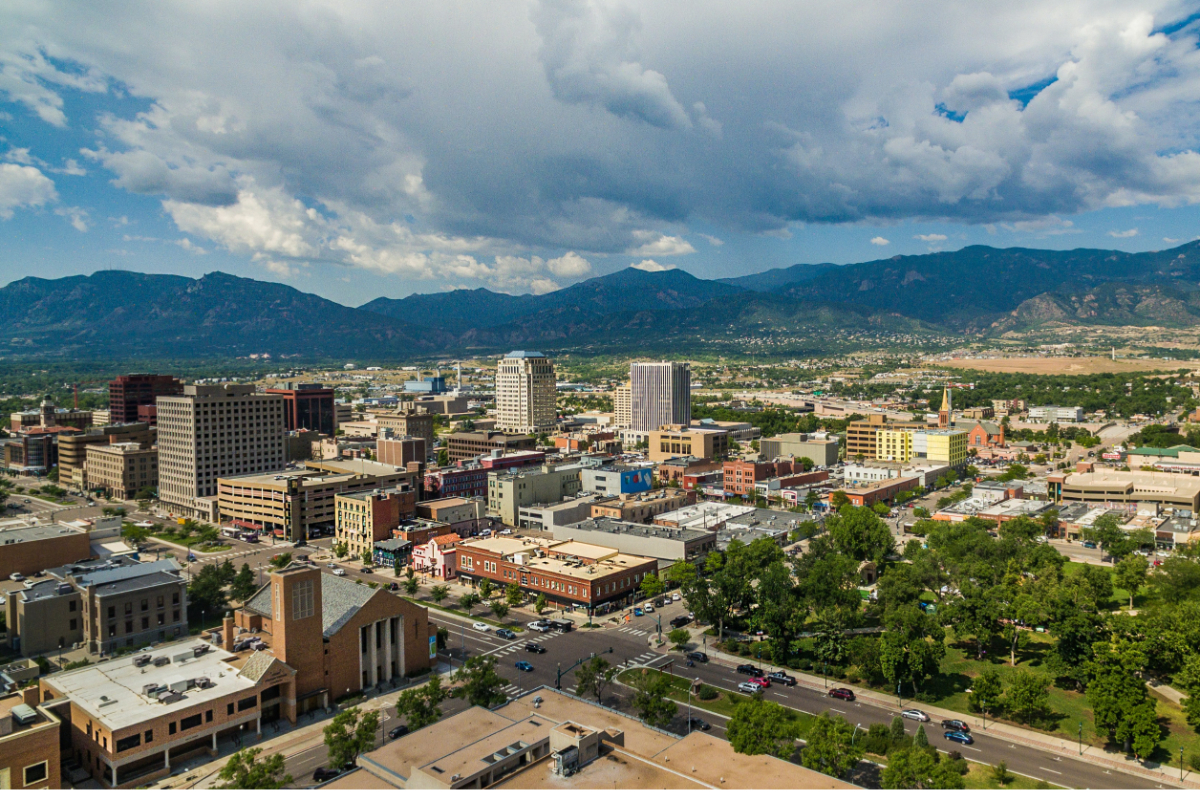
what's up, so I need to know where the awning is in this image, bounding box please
[231,519,264,530]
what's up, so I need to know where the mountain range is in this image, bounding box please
[5,240,1200,360]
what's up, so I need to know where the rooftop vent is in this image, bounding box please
[133,655,152,668]
[152,656,170,667]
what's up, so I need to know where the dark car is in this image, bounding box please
[828,687,855,701]
[1082,541,1098,549]
[312,767,342,783]
[767,670,796,686]
[688,718,712,731]
[388,582,399,591]
[548,619,574,632]
[736,664,764,677]
[496,629,517,640]
[654,598,664,607]
[670,616,690,629]
[689,651,708,663]
[944,730,974,745]
[388,724,410,740]
[515,660,534,672]
[525,642,546,654]
[941,719,970,732]
[360,567,373,574]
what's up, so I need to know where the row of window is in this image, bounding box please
[107,594,180,618]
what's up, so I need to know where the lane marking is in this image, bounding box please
[1040,767,1062,775]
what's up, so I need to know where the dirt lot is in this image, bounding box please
[930,356,1200,375]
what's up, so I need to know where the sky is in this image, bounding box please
[3,1,1200,307]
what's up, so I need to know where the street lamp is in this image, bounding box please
[1181,746,1185,783]
[897,681,902,708]
[1078,721,1083,755]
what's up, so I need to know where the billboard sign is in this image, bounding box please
[620,467,654,494]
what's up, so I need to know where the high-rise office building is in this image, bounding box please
[156,384,286,515]
[614,384,632,428]
[265,382,336,434]
[495,351,556,435]
[630,361,691,432]
[108,374,184,425]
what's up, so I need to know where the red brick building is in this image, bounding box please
[722,458,797,497]
[108,374,183,425]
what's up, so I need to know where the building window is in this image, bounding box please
[180,713,202,731]
[292,580,314,620]
[23,761,48,786]
[142,617,150,630]
[145,729,153,743]
[237,696,258,712]
[70,619,77,630]
[116,733,141,753]
[108,625,116,637]
[206,710,213,722]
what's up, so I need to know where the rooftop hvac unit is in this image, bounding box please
[152,656,170,667]
[56,583,73,595]
[11,704,37,725]
[142,683,160,696]
[193,644,210,656]
[194,677,213,689]
[169,679,193,693]
[158,691,184,704]
[133,655,152,668]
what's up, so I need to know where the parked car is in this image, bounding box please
[388,724,410,740]
[749,676,771,689]
[901,709,930,722]
[663,597,672,605]
[496,629,516,640]
[187,553,198,563]
[670,616,690,629]
[525,642,546,654]
[828,687,856,701]
[1082,541,1098,549]
[688,718,712,731]
[943,730,974,745]
[387,582,399,591]
[548,620,574,632]
[672,592,682,601]
[654,598,664,607]
[312,767,342,783]
[767,670,796,686]
[736,664,764,677]
[515,660,534,672]
[940,719,970,732]
[527,620,551,632]
[689,651,708,663]
[8,572,22,582]
[331,567,345,576]
[360,567,373,574]
[737,682,763,694]
[633,607,644,617]
[472,622,490,632]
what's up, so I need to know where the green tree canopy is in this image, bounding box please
[216,747,291,789]
[800,712,864,778]
[574,656,617,704]
[451,656,509,708]
[395,675,448,731]
[324,707,379,770]
[628,669,677,729]
[727,698,801,759]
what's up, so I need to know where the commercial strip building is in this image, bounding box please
[108,374,184,425]
[488,463,584,526]
[1027,406,1085,423]
[455,535,657,612]
[843,462,956,490]
[1051,470,1200,514]
[337,690,854,791]
[551,517,717,563]
[842,475,921,507]
[58,422,155,489]
[446,431,536,461]
[589,488,692,524]
[629,361,691,432]
[758,432,840,466]
[415,497,487,537]
[647,425,731,463]
[264,383,336,435]
[7,557,187,657]
[156,385,287,518]
[0,523,91,582]
[0,689,62,789]
[495,351,557,435]
[85,442,157,500]
[216,459,415,542]
[334,487,417,559]
[40,641,292,789]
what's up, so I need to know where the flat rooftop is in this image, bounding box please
[654,502,749,529]
[564,517,715,543]
[42,640,255,730]
[360,705,516,783]
[0,523,87,546]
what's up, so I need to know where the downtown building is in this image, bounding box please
[495,351,556,435]
[107,374,184,426]
[156,385,286,518]
[630,361,691,432]
[264,382,336,435]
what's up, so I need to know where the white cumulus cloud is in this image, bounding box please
[870,236,890,245]
[1108,228,1139,237]
[914,233,948,242]
[631,259,671,271]
[0,163,56,219]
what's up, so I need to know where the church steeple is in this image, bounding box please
[938,386,952,428]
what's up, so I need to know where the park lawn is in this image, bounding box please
[963,763,1061,790]
[1060,561,1148,610]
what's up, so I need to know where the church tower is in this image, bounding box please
[938,386,952,428]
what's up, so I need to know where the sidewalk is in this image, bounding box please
[701,645,1199,788]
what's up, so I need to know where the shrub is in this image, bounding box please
[787,658,802,670]
[1190,753,1200,773]
[698,684,719,701]
[798,658,813,671]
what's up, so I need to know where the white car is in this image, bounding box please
[472,622,490,632]
[663,597,672,604]
[527,621,550,632]
[901,709,930,723]
[23,578,44,589]
[672,593,681,601]
[8,572,22,582]
[331,568,346,576]
[737,682,763,694]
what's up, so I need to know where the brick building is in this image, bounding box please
[0,524,91,582]
[108,374,184,425]
[335,487,416,559]
[722,459,796,497]
[0,690,62,790]
[425,464,489,500]
[85,442,157,500]
[445,431,537,462]
[264,383,336,435]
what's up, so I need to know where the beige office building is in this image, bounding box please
[85,443,158,501]
[57,422,155,489]
[495,351,556,435]
[647,425,730,463]
[613,384,632,429]
[157,385,286,517]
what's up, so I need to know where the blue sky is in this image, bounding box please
[3,1,1200,307]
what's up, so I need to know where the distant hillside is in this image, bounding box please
[719,261,840,291]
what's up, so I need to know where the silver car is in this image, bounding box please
[901,709,930,722]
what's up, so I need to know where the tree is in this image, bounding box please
[403,577,419,596]
[628,669,677,728]
[534,593,547,615]
[913,723,930,750]
[1113,555,1149,610]
[800,712,864,778]
[332,541,349,559]
[361,550,373,565]
[451,656,509,707]
[889,714,907,745]
[1005,671,1052,725]
[1087,636,1162,757]
[574,656,616,704]
[135,485,157,502]
[968,669,1003,715]
[46,466,59,483]
[913,506,931,519]
[489,600,509,621]
[880,605,946,698]
[830,489,851,510]
[727,699,801,758]
[826,504,894,562]
[639,572,666,598]
[881,745,965,789]
[1177,653,1200,729]
[668,628,691,649]
[459,592,480,615]
[188,564,227,620]
[430,585,449,604]
[218,559,236,584]
[324,707,379,770]
[992,760,1012,785]
[505,582,523,606]
[798,456,815,471]
[216,746,291,789]
[121,522,149,548]
[394,675,448,731]
[230,564,258,604]
[478,578,493,600]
